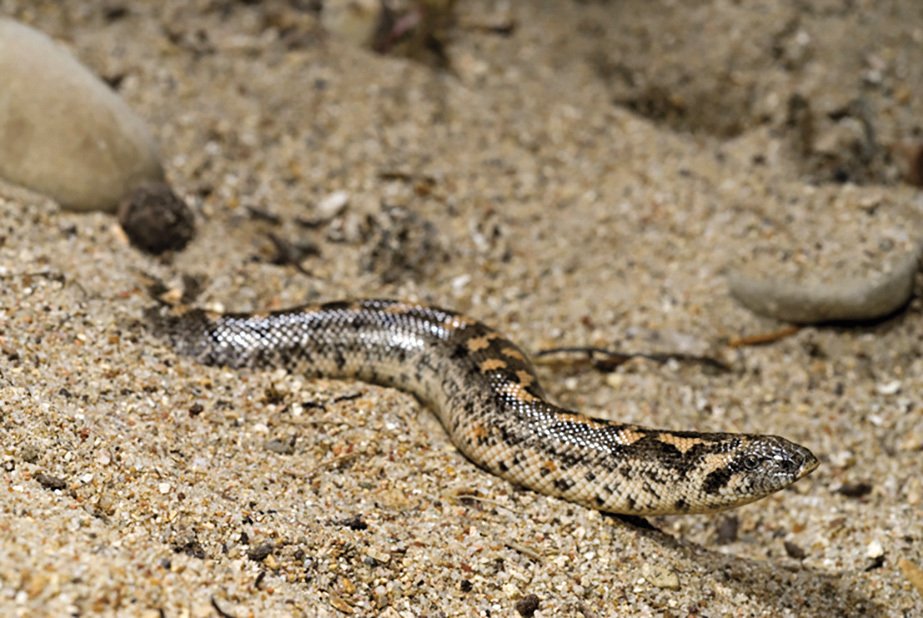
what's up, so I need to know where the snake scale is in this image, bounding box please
[149,298,818,515]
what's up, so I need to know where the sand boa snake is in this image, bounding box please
[149,299,818,515]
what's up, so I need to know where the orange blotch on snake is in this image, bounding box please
[480,358,508,372]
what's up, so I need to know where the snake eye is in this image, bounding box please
[740,455,761,471]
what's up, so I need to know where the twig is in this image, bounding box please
[727,325,800,348]
[0,269,66,283]
[287,452,360,479]
[265,232,318,277]
[505,540,543,562]
[534,346,730,372]
[211,596,237,618]
[448,491,515,514]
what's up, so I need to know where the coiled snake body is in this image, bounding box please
[150,299,817,515]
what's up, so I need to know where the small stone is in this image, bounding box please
[647,566,681,590]
[514,593,540,617]
[875,380,901,395]
[19,444,41,464]
[118,182,195,254]
[784,540,807,560]
[328,594,354,614]
[836,481,873,498]
[157,482,171,494]
[34,472,67,491]
[866,539,884,559]
[316,190,350,220]
[263,437,296,455]
[247,542,274,562]
[338,514,368,531]
[715,515,739,544]
[171,529,205,559]
[0,19,163,212]
[365,548,391,565]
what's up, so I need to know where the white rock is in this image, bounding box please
[866,539,884,559]
[316,190,350,219]
[0,19,163,212]
[729,241,921,324]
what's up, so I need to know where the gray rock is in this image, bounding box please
[729,243,921,323]
[0,19,163,212]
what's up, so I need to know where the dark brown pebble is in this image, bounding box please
[247,542,274,562]
[865,555,886,571]
[515,593,540,617]
[339,514,368,531]
[715,515,739,544]
[211,596,236,618]
[837,481,873,498]
[245,205,282,224]
[34,472,67,490]
[459,579,473,592]
[118,181,195,254]
[784,540,807,560]
[265,231,320,270]
[174,538,206,559]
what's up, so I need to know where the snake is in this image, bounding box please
[148,298,818,515]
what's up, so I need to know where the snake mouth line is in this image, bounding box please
[799,449,820,479]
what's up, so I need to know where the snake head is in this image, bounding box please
[697,435,818,511]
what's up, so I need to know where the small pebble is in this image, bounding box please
[339,514,368,531]
[34,472,67,491]
[118,182,195,254]
[836,481,873,498]
[784,540,807,560]
[247,542,274,562]
[715,515,739,544]
[514,593,540,617]
[647,566,681,590]
[316,190,350,220]
[365,548,391,565]
[19,444,41,464]
[263,437,296,455]
[866,539,884,559]
[875,380,902,395]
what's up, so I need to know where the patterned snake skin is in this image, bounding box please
[149,299,818,515]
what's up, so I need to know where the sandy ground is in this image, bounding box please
[1,1,922,616]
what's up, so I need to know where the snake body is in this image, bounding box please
[149,299,817,515]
